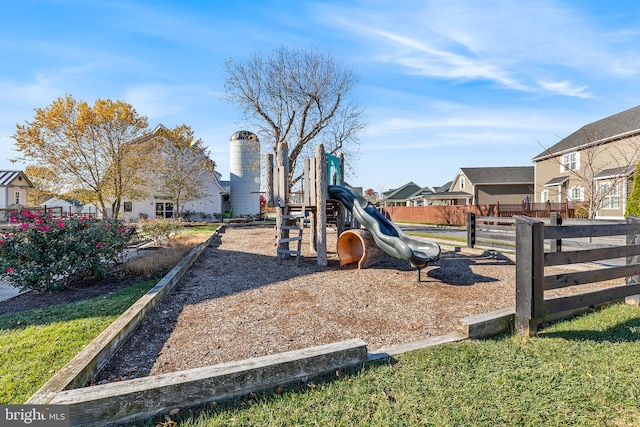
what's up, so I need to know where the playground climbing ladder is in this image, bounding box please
[276,206,305,266]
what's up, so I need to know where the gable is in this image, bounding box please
[533,105,640,161]
[0,170,34,188]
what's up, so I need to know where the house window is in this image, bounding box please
[570,187,583,201]
[123,201,133,212]
[600,182,620,209]
[541,190,548,203]
[562,152,579,172]
[15,191,20,205]
[155,202,174,218]
[459,176,465,189]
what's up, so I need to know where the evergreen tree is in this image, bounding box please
[625,161,640,217]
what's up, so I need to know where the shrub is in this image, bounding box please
[137,218,184,246]
[0,210,136,292]
[626,161,640,217]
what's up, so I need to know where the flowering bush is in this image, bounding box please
[138,218,184,246]
[0,210,136,292]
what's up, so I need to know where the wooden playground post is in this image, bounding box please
[336,152,346,237]
[275,143,289,260]
[265,153,274,208]
[316,144,328,266]
[304,157,318,253]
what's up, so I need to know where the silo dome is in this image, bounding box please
[229,130,260,216]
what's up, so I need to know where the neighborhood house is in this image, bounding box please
[0,170,34,220]
[532,104,640,219]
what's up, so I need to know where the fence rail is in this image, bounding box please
[466,213,626,251]
[514,215,640,336]
[383,201,575,226]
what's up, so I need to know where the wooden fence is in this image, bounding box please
[384,202,574,226]
[514,215,640,336]
[0,206,64,227]
[466,213,516,249]
[466,213,625,250]
[497,201,575,218]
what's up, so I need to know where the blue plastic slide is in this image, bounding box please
[328,185,441,272]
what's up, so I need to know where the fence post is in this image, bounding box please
[467,212,476,248]
[549,213,562,252]
[515,216,545,337]
[626,216,640,306]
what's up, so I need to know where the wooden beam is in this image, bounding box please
[544,283,640,314]
[316,145,327,267]
[544,264,640,290]
[51,339,368,427]
[544,223,640,239]
[545,244,640,266]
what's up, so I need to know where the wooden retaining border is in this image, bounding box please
[22,226,552,426]
[49,339,368,427]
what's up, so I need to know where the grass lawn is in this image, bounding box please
[145,303,640,427]
[180,224,220,236]
[0,279,158,404]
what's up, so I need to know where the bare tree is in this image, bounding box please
[223,46,366,193]
[152,125,217,216]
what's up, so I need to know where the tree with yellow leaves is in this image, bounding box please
[12,95,151,219]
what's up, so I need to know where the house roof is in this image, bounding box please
[434,181,453,193]
[532,105,640,161]
[543,176,569,186]
[460,166,534,185]
[407,186,437,201]
[0,170,34,188]
[593,165,636,180]
[384,181,422,201]
[41,197,84,207]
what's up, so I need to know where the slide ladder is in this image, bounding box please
[276,206,304,266]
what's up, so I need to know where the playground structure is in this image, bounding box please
[266,143,441,279]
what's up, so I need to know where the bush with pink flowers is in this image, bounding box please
[0,210,136,292]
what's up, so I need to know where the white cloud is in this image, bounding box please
[318,0,640,96]
[538,81,594,99]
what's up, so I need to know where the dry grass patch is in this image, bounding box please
[119,229,216,278]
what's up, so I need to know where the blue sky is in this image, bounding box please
[2,1,640,193]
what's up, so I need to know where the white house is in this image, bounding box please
[40,197,98,216]
[0,170,34,209]
[120,169,227,221]
[116,124,228,221]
